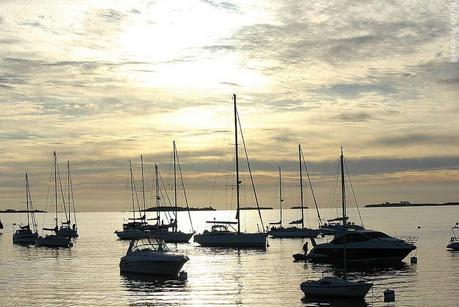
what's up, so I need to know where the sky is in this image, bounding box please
[0,0,458,212]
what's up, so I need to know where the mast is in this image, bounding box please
[54,151,58,229]
[299,144,304,229]
[173,141,177,232]
[67,161,71,224]
[234,94,241,234]
[129,161,136,222]
[155,164,160,223]
[68,161,77,227]
[25,173,30,227]
[279,167,283,227]
[340,147,347,279]
[140,155,146,214]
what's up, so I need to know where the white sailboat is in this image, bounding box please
[300,148,372,299]
[13,173,39,244]
[269,145,321,238]
[36,151,72,248]
[194,94,267,248]
[57,161,78,238]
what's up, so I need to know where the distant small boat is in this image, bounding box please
[269,145,321,239]
[36,151,72,248]
[120,237,189,277]
[300,148,372,299]
[194,94,267,248]
[13,173,39,244]
[447,223,459,251]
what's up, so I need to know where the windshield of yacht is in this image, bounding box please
[131,238,170,252]
[331,232,370,244]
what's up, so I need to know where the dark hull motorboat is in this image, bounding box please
[269,227,320,238]
[36,234,72,248]
[13,228,38,244]
[307,229,416,264]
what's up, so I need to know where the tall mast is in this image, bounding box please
[340,147,347,278]
[67,161,71,224]
[173,141,177,231]
[25,173,30,227]
[155,164,160,223]
[299,144,304,229]
[140,155,146,214]
[129,161,136,222]
[279,167,283,227]
[54,151,58,229]
[234,94,241,234]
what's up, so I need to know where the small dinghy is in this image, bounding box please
[120,237,189,277]
[301,276,372,298]
[447,223,459,251]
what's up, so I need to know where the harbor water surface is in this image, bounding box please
[0,207,458,306]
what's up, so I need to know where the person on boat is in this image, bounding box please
[72,224,76,231]
[303,242,308,254]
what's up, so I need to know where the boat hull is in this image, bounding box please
[13,231,38,244]
[269,227,320,238]
[115,229,157,240]
[194,232,267,248]
[36,235,72,248]
[301,279,372,298]
[120,256,188,276]
[158,231,193,243]
[308,246,415,263]
[447,242,459,251]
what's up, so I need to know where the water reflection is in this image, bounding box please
[302,296,370,307]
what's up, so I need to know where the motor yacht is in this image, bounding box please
[120,237,189,276]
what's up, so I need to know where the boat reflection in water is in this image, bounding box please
[301,295,370,307]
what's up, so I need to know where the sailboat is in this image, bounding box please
[194,94,267,248]
[13,173,39,244]
[36,151,72,248]
[146,144,194,243]
[305,149,416,264]
[57,161,78,238]
[115,160,156,240]
[269,145,321,238]
[300,148,373,299]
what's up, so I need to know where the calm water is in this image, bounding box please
[1,207,458,306]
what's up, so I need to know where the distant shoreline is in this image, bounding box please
[365,202,459,208]
[0,209,46,213]
[144,206,216,212]
[290,206,310,209]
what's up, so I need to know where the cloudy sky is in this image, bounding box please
[0,0,458,212]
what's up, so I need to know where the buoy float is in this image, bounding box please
[411,256,418,264]
[179,271,188,281]
[384,289,395,302]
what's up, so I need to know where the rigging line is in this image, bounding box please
[344,157,364,227]
[236,110,265,232]
[56,158,69,223]
[175,146,194,232]
[301,149,322,227]
[131,163,143,216]
[158,167,174,221]
[68,162,77,226]
[208,135,227,207]
[41,158,54,234]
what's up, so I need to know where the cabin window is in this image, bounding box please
[332,233,369,244]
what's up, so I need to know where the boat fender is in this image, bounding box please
[410,256,417,264]
[310,237,317,247]
[179,271,188,281]
[384,289,395,302]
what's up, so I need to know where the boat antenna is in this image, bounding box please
[340,147,347,279]
[301,149,322,227]
[233,94,241,234]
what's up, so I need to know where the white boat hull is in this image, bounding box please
[36,235,72,248]
[301,277,372,298]
[269,227,320,238]
[120,254,188,276]
[158,231,193,243]
[194,232,267,248]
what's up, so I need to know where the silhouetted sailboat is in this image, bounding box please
[269,145,321,238]
[194,94,267,248]
[13,173,39,244]
[36,151,72,248]
[447,223,459,251]
[300,148,372,299]
[57,161,78,238]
